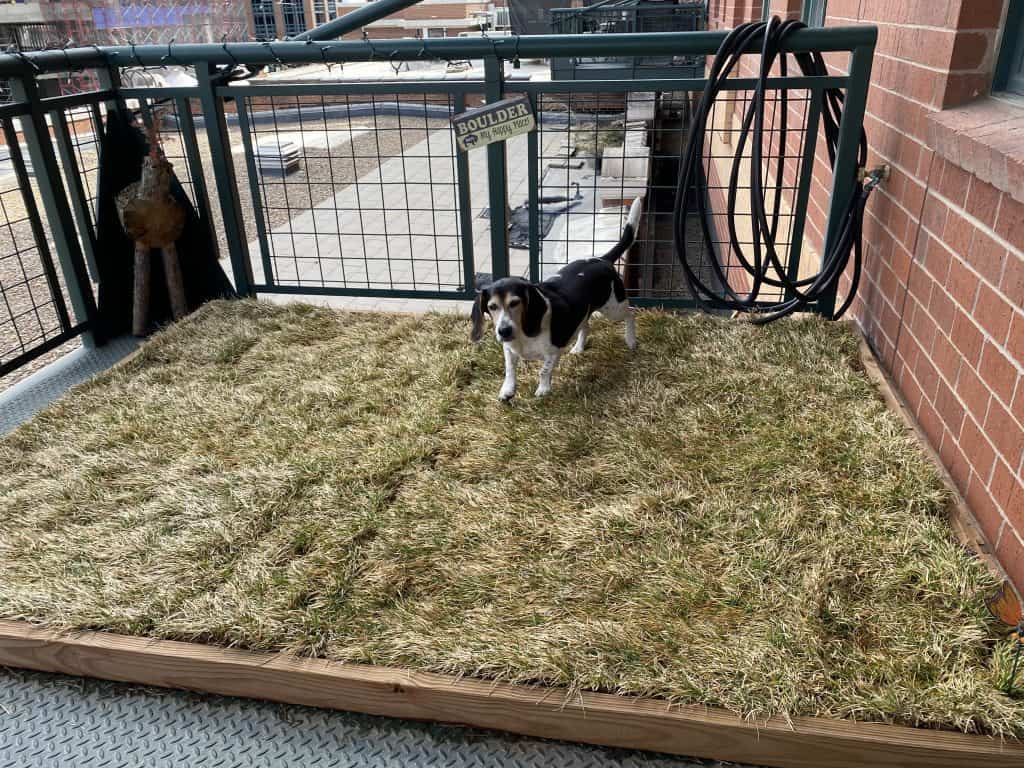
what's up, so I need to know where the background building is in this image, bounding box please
[250,0,509,41]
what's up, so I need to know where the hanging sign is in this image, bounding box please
[452,96,536,151]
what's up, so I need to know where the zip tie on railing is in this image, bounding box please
[13,49,39,73]
[672,16,874,324]
[262,41,283,65]
[160,38,183,68]
[220,34,239,67]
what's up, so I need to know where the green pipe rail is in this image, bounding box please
[0,25,876,380]
[0,28,875,74]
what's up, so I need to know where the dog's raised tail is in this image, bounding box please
[600,194,644,263]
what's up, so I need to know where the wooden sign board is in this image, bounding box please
[452,96,535,151]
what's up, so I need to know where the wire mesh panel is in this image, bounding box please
[235,89,474,297]
[135,95,207,212]
[0,116,78,378]
[549,2,706,80]
[525,80,821,307]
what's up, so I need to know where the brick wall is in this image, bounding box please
[706,1,1024,589]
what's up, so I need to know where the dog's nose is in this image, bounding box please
[498,325,514,340]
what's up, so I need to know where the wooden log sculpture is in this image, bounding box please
[115,120,187,336]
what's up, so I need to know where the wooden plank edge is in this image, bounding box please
[856,337,1006,580]
[0,619,1022,768]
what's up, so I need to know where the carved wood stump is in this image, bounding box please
[116,152,187,336]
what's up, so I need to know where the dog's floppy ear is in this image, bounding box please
[470,288,489,342]
[522,284,547,338]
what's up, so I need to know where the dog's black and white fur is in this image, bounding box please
[471,196,643,401]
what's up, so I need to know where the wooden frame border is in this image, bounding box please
[0,333,1019,767]
[1,619,1023,768]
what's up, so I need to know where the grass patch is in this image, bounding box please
[1,299,1021,736]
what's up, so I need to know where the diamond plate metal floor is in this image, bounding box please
[0,668,740,768]
[0,336,140,436]
[0,331,760,768]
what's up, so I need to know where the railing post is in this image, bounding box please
[526,93,540,282]
[817,41,873,317]
[51,107,100,281]
[234,96,274,288]
[453,93,476,293]
[484,56,510,279]
[783,87,823,302]
[10,75,100,345]
[196,62,254,297]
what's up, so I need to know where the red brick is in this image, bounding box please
[957,362,992,422]
[940,427,959,470]
[985,398,1024,470]
[918,398,945,448]
[980,341,1020,405]
[945,212,976,258]
[1012,386,1024,449]
[929,283,956,331]
[906,258,934,304]
[1002,253,1024,306]
[899,27,957,70]
[914,345,943,404]
[996,196,1024,247]
[955,0,1006,28]
[937,158,971,209]
[965,175,1002,229]
[935,377,967,436]
[946,257,980,310]
[921,193,948,237]
[942,72,990,109]
[990,458,1024,520]
[1009,312,1024,364]
[900,358,925,416]
[966,471,1005,546]
[952,308,985,367]
[959,414,997,487]
[921,233,951,285]
[996,529,1024,594]
[974,282,1014,343]
[967,227,1008,287]
[950,31,992,70]
[932,330,962,381]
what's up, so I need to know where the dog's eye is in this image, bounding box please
[487,302,499,312]
[507,298,521,307]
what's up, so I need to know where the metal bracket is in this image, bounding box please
[858,163,890,188]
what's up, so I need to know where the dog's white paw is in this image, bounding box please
[498,385,516,402]
[534,385,551,398]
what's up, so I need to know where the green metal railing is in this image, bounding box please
[0,26,876,378]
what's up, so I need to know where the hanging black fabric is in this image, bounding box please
[94,108,235,339]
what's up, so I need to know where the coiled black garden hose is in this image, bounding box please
[674,16,882,324]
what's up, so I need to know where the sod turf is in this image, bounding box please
[1,299,1020,736]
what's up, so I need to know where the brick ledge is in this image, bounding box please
[928,96,1024,203]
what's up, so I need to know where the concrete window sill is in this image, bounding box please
[928,95,1024,204]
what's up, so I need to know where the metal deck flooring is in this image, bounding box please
[0,668,745,768]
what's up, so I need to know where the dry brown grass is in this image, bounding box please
[1,299,1021,736]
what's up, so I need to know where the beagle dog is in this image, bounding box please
[471,196,642,401]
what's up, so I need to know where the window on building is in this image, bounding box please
[802,0,826,26]
[995,0,1024,96]
[281,0,308,37]
[252,0,276,40]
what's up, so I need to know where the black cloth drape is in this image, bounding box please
[93,108,235,339]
